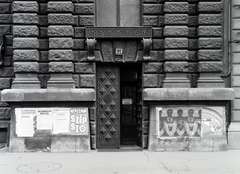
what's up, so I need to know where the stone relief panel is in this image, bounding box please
[156,107,225,138]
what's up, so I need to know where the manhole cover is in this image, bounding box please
[17,162,61,173]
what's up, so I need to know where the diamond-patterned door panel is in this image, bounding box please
[97,65,120,149]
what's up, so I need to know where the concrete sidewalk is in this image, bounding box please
[0,146,239,174]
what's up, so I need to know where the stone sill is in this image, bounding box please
[143,88,234,101]
[1,89,96,102]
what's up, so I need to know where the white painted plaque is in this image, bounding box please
[37,109,52,130]
[52,108,70,134]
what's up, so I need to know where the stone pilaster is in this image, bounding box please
[163,1,190,88]
[47,1,75,88]
[12,1,40,88]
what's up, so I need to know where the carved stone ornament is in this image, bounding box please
[86,38,97,61]
[142,38,152,61]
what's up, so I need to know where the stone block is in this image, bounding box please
[232,30,240,41]
[0,107,10,119]
[143,62,163,73]
[143,0,158,2]
[13,38,39,49]
[40,51,48,61]
[198,50,222,60]
[90,122,96,135]
[13,13,38,24]
[101,41,113,62]
[165,38,188,48]
[39,15,48,26]
[0,25,10,35]
[232,76,240,87]
[198,26,222,37]
[233,65,240,75]
[51,137,76,152]
[14,62,39,73]
[164,50,188,60]
[12,1,38,12]
[232,43,240,52]
[79,75,95,88]
[164,2,189,13]
[198,2,222,13]
[163,73,190,88]
[48,1,73,12]
[198,61,223,72]
[0,3,11,14]
[49,62,74,73]
[9,138,25,152]
[89,107,96,121]
[48,25,73,36]
[13,50,39,61]
[143,16,158,26]
[0,67,14,77]
[198,14,222,25]
[188,39,198,49]
[163,26,188,37]
[143,4,162,15]
[188,27,197,37]
[75,136,90,152]
[75,63,95,74]
[79,16,94,26]
[164,14,188,25]
[189,4,197,14]
[49,38,73,48]
[188,16,198,26]
[143,74,159,87]
[198,38,222,49]
[49,50,73,61]
[91,136,96,149]
[48,14,73,24]
[152,39,164,49]
[74,27,85,37]
[40,27,47,37]
[158,16,164,26]
[39,63,49,73]
[0,78,11,89]
[39,3,47,14]
[73,39,85,49]
[152,27,163,38]
[39,39,49,49]
[13,25,39,37]
[0,14,12,23]
[75,4,94,14]
[164,61,189,72]
[3,56,12,67]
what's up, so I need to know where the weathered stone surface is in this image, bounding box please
[143,16,158,26]
[164,14,188,25]
[198,61,223,72]
[39,3,47,14]
[48,26,73,36]
[79,75,95,88]
[143,63,163,73]
[101,41,113,62]
[188,27,197,37]
[39,63,49,73]
[49,38,73,48]
[13,25,38,36]
[153,39,164,50]
[189,4,197,14]
[48,1,73,12]
[164,2,189,13]
[12,1,38,12]
[0,14,12,23]
[0,25,11,35]
[163,73,190,88]
[188,39,198,49]
[165,38,188,48]
[198,14,222,25]
[48,14,73,24]
[198,38,222,48]
[13,13,38,24]
[49,50,73,61]
[75,4,94,14]
[49,62,73,73]
[164,50,188,60]
[164,61,188,72]
[143,4,162,14]
[13,38,39,49]
[198,2,223,12]
[0,67,14,77]
[14,62,39,72]
[79,16,94,26]
[73,39,85,49]
[0,3,11,13]
[0,78,11,89]
[124,41,137,62]
[13,50,39,61]
[163,26,188,36]
[198,26,222,37]
[0,107,10,119]
[40,27,47,37]
[39,16,48,26]
[152,27,163,38]
[74,27,85,37]
[75,63,95,74]
[198,50,222,60]
[189,16,198,26]
[143,74,159,87]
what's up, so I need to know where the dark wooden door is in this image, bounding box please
[96,65,120,149]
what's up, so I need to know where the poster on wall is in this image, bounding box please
[52,108,70,134]
[70,108,89,135]
[15,108,36,137]
[37,109,52,130]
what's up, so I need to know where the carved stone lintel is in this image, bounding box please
[86,38,96,61]
[142,38,152,61]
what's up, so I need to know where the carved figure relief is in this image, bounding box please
[159,107,201,137]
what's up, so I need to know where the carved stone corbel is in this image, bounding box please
[86,38,97,61]
[142,38,152,61]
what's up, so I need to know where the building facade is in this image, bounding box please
[0,0,239,152]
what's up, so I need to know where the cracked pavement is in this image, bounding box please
[0,147,239,174]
